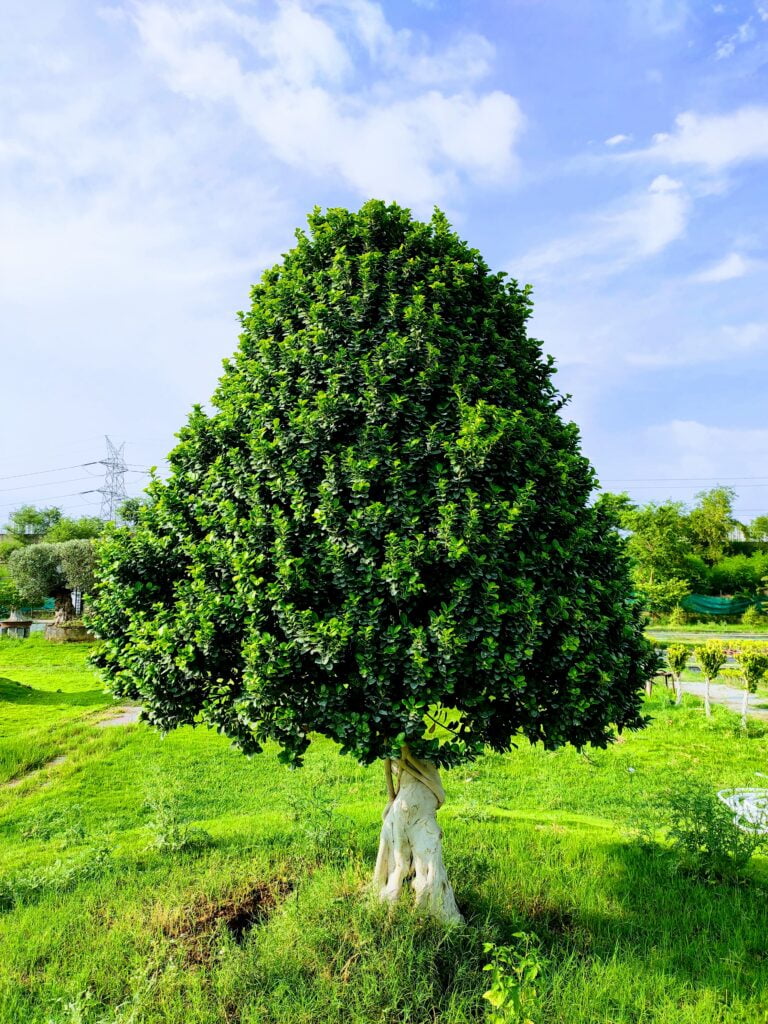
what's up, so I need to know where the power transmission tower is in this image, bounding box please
[99,436,128,522]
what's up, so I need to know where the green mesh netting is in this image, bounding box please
[681,594,767,616]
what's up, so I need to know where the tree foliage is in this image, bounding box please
[666,644,689,678]
[4,505,62,544]
[734,642,768,695]
[687,487,736,564]
[618,499,692,585]
[44,516,104,543]
[89,202,654,768]
[747,515,768,542]
[694,640,727,682]
[7,540,96,609]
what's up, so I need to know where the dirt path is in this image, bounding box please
[94,705,142,727]
[679,681,768,721]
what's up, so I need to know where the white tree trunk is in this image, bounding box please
[741,690,749,731]
[373,747,463,925]
[675,673,683,706]
[704,677,712,717]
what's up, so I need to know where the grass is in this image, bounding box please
[1,636,768,1023]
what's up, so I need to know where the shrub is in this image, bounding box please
[660,779,766,878]
[144,795,212,854]
[741,605,764,627]
[693,640,727,717]
[667,605,687,627]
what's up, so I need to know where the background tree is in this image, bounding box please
[694,640,727,718]
[747,515,768,543]
[635,578,690,618]
[688,487,736,564]
[4,505,62,544]
[0,568,22,615]
[0,538,22,565]
[89,202,656,922]
[44,516,104,543]
[611,498,695,615]
[733,642,768,731]
[666,644,689,706]
[8,540,96,623]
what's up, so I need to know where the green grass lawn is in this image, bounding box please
[2,636,768,1023]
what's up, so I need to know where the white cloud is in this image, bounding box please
[631,106,768,170]
[690,252,756,282]
[132,0,524,206]
[645,420,768,483]
[605,133,632,146]
[715,18,755,58]
[631,0,690,33]
[518,175,689,281]
[758,2,768,21]
[627,321,768,366]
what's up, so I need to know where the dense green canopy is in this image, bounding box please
[90,202,654,767]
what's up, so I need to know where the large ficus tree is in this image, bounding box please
[89,202,655,922]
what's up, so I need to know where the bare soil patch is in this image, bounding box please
[2,755,67,789]
[155,879,294,964]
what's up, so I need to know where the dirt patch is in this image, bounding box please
[2,755,67,790]
[156,879,294,964]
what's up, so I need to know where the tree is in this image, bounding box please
[88,202,655,922]
[4,505,62,544]
[747,516,768,543]
[666,644,689,706]
[0,539,22,564]
[7,540,96,623]
[615,499,697,615]
[44,516,104,543]
[619,500,691,584]
[694,640,727,718]
[688,487,736,564]
[0,566,22,615]
[733,642,768,731]
[634,578,690,618]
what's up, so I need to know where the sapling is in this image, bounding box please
[666,644,689,706]
[694,640,727,718]
[89,202,655,923]
[733,642,768,731]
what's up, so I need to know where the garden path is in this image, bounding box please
[679,681,768,721]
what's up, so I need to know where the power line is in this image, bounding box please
[0,476,103,495]
[0,461,101,482]
[603,476,768,483]
[0,490,100,511]
[612,483,768,491]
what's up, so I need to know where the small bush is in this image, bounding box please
[286,785,357,866]
[667,605,688,627]
[659,779,765,878]
[483,933,545,1024]
[0,845,111,911]
[144,795,212,854]
[741,605,764,627]
[20,805,86,845]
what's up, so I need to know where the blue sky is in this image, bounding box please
[1,0,767,523]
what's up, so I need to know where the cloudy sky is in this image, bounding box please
[1,0,767,523]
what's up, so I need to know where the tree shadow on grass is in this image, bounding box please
[460,834,768,1010]
[0,677,107,707]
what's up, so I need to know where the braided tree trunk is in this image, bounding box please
[52,589,76,625]
[373,747,462,924]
